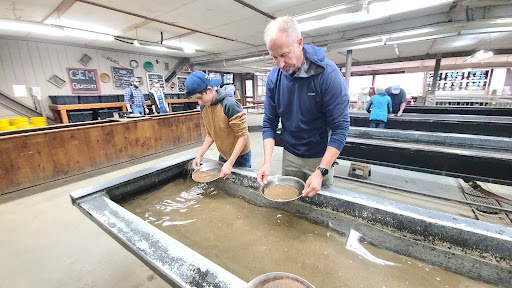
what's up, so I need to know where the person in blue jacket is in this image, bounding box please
[257,16,350,197]
[366,87,392,128]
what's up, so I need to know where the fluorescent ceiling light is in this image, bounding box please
[162,40,198,53]
[293,4,348,21]
[0,19,64,36]
[355,28,433,43]
[45,19,118,36]
[182,47,196,53]
[464,26,512,33]
[386,33,457,44]
[64,28,114,41]
[135,40,195,53]
[451,39,477,47]
[464,50,493,63]
[134,40,170,51]
[328,40,384,52]
[492,18,512,24]
[388,28,433,38]
[369,0,451,16]
[354,36,382,43]
[300,11,366,31]
[299,0,451,32]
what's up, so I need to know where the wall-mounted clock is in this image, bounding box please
[130,60,139,68]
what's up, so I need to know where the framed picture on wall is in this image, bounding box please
[146,73,165,92]
[48,74,66,88]
[177,76,186,93]
[78,54,93,67]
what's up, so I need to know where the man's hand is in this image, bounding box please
[192,154,202,170]
[302,170,323,197]
[220,162,233,179]
[145,107,149,114]
[257,163,271,185]
[397,111,403,117]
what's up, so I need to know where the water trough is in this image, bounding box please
[70,155,512,287]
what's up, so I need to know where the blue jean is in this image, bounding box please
[370,120,386,129]
[132,106,145,115]
[218,150,251,168]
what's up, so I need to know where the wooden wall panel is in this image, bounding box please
[0,113,205,194]
[0,38,181,119]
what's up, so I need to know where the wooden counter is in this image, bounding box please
[0,112,206,195]
[50,102,128,124]
[50,100,200,124]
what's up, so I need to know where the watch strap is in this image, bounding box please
[316,166,328,176]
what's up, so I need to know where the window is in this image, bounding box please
[223,73,233,84]
[257,75,267,100]
[245,80,253,97]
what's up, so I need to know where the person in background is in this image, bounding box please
[124,77,148,115]
[149,80,169,114]
[385,84,406,116]
[258,16,350,197]
[366,87,392,129]
[185,72,251,178]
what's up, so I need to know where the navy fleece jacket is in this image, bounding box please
[262,44,350,158]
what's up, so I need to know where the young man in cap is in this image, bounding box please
[186,71,251,178]
[385,84,406,116]
[124,77,148,115]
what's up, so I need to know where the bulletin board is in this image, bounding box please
[146,73,166,92]
[177,76,187,94]
[112,67,135,89]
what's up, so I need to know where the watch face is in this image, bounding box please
[317,167,328,176]
[130,60,139,68]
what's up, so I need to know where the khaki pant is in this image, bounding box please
[282,150,334,187]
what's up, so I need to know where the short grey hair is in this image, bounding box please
[375,87,385,94]
[264,16,302,44]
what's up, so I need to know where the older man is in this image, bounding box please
[257,16,350,197]
[124,77,148,115]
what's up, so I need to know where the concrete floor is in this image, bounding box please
[1,112,510,287]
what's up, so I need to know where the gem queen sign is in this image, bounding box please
[67,68,101,94]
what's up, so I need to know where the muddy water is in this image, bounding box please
[264,184,300,200]
[121,179,496,288]
[264,279,306,288]
[192,170,219,182]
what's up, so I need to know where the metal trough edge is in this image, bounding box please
[74,194,246,288]
[70,156,512,287]
[219,169,512,287]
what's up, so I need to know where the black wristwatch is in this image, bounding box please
[316,166,328,177]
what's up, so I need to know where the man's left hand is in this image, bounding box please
[145,107,149,114]
[220,162,233,179]
[397,111,403,117]
[302,170,323,197]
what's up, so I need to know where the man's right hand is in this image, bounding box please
[257,163,271,185]
[192,155,202,170]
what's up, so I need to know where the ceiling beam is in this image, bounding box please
[119,19,153,34]
[75,0,252,45]
[232,0,275,19]
[42,0,77,23]
[164,31,197,42]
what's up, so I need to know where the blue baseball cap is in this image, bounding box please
[185,71,223,96]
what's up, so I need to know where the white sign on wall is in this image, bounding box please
[13,85,28,97]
